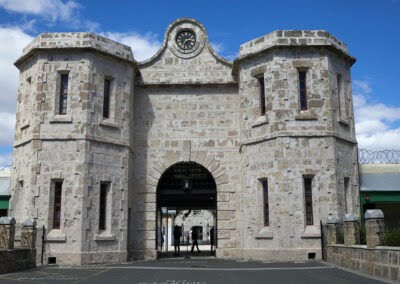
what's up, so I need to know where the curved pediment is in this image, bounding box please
[137,18,236,85]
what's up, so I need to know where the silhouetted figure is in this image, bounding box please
[173,225,181,256]
[210,227,215,253]
[191,227,201,253]
[161,231,164,251]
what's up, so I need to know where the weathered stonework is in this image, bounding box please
[10,18,359,265]
[365,209,385,248]
[326,245,400,283]
[343,214,360,246]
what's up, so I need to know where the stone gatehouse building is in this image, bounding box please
[9,18,359,265]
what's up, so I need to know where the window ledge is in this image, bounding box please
[100,119,119,129]
[94,232,116,241]
[338,118,350,126]
[295,110,317,121]
[301,225,321,239]
[50,115,72,124]
[255,227,273,239]
[20,121,30,130]
[252,115,269,128]
[46,229,66,242]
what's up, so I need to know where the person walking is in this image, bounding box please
[191,227,201,253]
[173,225,181,256]
[210,227,215,254]
[161,230,164,251]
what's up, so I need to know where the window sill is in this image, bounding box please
[301,225,321,239]
[100,119,119,129]
[20,121,30,130]
[295,110,317,121]
[255,227,273,239]
[50,115,72,124]
[338,118,350,126]
[46,229,66,242]
[94,232,116,241]
[252,115,269,128]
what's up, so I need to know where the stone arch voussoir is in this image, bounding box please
[152,141,228,186]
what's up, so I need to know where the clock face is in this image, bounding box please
[176,30,196,51]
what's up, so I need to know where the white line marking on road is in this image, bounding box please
[46,265,335,271]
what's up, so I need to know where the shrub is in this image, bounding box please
[359,224,366,245]
[383,230,400,246]
[336,223,344,244]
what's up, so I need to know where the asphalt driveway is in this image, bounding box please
[0,258,388,284]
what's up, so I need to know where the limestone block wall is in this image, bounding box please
[82,141,130,264]
[240,137,337,260]
[131,85,241,259]
[236,42,358,260]
[328,53,356,140]
[10,33,136,265]
[139,18,235,85]
[10,50,93,264]
[11,51,93,224]
[334,141,359,218]
[238,48,337,141]
[79,53,134,264]
[9,22,361,265]
[326,245,400,283]
[86,53,134,146]
[0,248,36,274]
[237,30,353,61]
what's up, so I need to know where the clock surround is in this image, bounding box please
[176,29,196,51]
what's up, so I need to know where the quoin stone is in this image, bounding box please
[9,18,360,265]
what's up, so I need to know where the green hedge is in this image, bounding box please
[383,230,400,246]
[360,224,366,245]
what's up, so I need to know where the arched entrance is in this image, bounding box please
[156,162,217,257]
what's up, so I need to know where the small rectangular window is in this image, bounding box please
[103,79,111,119]
[262,179,269,226]
[99,182,110,231]
[299,70,307,110]
[304,176,313,226]
[344,177,350,214]
[337,73,343,117]
[258,76,266,116]
[59,74,68,115]
[53,181,62,229]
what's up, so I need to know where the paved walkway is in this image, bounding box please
[0,258,387,284]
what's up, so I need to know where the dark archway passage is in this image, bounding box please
[156,162,217,256]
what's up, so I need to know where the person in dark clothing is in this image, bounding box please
[173,225,181,256]
[161,230,164,251]
[210,227,215,253]
[191,227,201,253]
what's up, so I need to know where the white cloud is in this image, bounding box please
[0,0,98,30]
[0,112,15,146]
[100,32,161,62]
[0,153,12,168]
[210,41,224,53]
[353,79,400,150]
[0,26,33,147]
[353,79,372,94]
[0,0,79,22]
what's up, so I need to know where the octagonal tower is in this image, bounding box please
[10,33,136,265]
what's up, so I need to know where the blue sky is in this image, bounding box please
[0,0,400,166]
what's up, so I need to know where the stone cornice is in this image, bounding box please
[14,32,140,74]
[232,30,356,74]
[239,133,357,152]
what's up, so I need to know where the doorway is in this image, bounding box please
[156,162,217,257]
